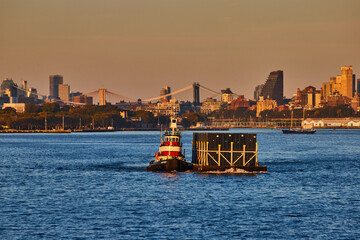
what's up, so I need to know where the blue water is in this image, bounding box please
[0,129,359,239]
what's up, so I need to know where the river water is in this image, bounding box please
[0,129,359,239]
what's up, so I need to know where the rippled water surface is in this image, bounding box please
[0,129,359,239]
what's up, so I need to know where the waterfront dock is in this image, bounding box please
[0,129,71,133]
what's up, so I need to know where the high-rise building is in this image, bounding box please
[340,66,353,98]
[322,73,346,102]
[58,84,70,101]
[357,79,360,94]
[352,74,356,97]
[254,84,264,101]
[322,82,332,102]
[160,86,171,101]
[260,70,284,105]
[49,75,63,99]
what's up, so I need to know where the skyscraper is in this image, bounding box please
[254,84,264,101]
[49,75,63,99]
[58,84,70,101]
[160,86,171,101]
[340,66,353,98]
[260,70,284,105]
[353,74,356,97]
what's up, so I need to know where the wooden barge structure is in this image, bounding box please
[191,133,267,172]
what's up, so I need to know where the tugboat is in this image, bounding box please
[147,117,192,172]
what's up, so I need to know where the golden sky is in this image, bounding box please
[1,0,359,101]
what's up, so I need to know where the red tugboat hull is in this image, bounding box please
[147,158,193,172]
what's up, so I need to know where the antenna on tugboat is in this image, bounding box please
[160,124,163,144]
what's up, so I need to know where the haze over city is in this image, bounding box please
[1,0,359,100]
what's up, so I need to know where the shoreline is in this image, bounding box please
[1,126,360,133]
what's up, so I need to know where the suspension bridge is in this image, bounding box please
[6,82,243,106]
[82,83,243,105]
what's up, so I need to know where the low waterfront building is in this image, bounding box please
[303,118,360,127]
[2,103,26,113]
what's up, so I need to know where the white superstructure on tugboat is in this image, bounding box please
[147,117,192,172]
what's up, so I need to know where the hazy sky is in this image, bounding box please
[1,0,359,101]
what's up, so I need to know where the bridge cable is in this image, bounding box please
[143,84,193,102]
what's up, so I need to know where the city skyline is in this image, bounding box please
[1,0,359,100]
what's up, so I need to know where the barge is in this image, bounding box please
[192,133,267,172]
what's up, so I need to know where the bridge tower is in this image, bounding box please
[99,89,106,105]
[193,82,200,106]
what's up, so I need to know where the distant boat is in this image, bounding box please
[282,108,316,134]
[282,128,316,134]
[188,123,229,131]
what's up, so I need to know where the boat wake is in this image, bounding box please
[56,162,147,172]
[199,168,267,175]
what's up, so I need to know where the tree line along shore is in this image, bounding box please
[0,103,359,131]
